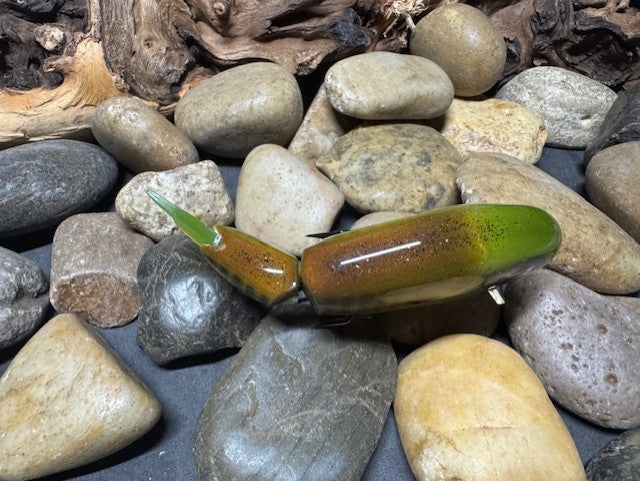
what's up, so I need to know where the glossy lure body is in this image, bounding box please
[148,191,561,315]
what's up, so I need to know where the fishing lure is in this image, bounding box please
[148,190,561,316]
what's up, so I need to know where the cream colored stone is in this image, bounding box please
[325,52,454,120]
[395,334,586,481]
[236,145,344,256]
[351,211,413,230]
[434,98,547,164]
[288,84,356,166]
[0,314,161,481]
[115,160,234,242]
[457,153,640,294]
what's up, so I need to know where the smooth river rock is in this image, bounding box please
[236,145,344,256]
[612,296,640,316]
[506,268,640,429]
[432,98,548,164]
[496,67,617,148]
[395,334,586,481]
[585,81,640,162]
[457,152,640,294]
[50,213,154,327]
[318,123,463,213]
[115,160,234,241]
[586,141,640,243]
[324,52,454,120]
[0,247,48,350]
[0,140,118,237]
[350,211,413,230]
[175,62,303,158]
[136,235,263,365]
[92,96,199,172]
[585,429,640,481]
[194,315,397,481]
[410,3,506,97]
[0,313,161,481]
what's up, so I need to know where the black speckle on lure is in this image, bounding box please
[148,190,561,317]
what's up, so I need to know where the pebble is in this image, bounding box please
[410,3,506,97]
[612,296,640,316]
[585,428,640,480]
[91,96,199,172]
[0,247,48,350]
[115,160,234,241]
[235,145,344,256]
[175,62,303,158]
[318,124,463,213]
[586,141,640,243]
[506,268,640,429]
[394,334,586,481]
[0,140,118,237]
[136,235,263,365]
[324,52,454,120]
[0,313,161,481]
[288,84,356,166]
[433,98,548,164]
[496,67,617,149]
[50,213,153,327]
[350,211,413,230]
[457,152,640,294]
[585,81,640,162]
[375,290,500,346]
[194,315,397,481]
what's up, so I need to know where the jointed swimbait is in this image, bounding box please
[148,190,561,316]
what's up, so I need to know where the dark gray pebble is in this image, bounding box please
[0,140,118,237]
[194,315,397,481]
[0,246,49,349]
[136,235,262,365]
[586,429,640,481]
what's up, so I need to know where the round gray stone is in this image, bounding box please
[586,429,640,481]
[175,62,303,158]
[136,235,262,365]
[194,315,397,481]
[496,67,617,149]
[506,268,640,429]
[92,96,199,173]
[0,140,118,237]
[0,246,48,350]
[318,123,463,213]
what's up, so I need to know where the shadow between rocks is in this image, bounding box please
[36,416,167,481]
[160,346,240,371]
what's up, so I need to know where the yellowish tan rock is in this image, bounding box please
[457,153,640,294]
[0,313,161,481]
[395,334,586,481]
[434,98,547,164]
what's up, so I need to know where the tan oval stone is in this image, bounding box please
[433,98,548,164]
[586,141,640,243]
[351,211,413,230]
[0,313,161,481]
[410,4,506,97]
[91,96,199,172]
[175,62,303,158]
[395,334,585,481]
[115,160,234,241]
[236,145,344,256]
[324,52,454,120]
[457,152,640,294]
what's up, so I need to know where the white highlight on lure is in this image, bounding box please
[339,241,421,266]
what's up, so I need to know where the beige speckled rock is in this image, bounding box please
[395,334,586,481]
[433,98,547,164]
[324,52,454,120]
[586,142,640,243]
[236,145,344,256]
[115,160,234,241]
[50,213,154,327]
[457,153,640,294]
[318,124,463,213]
[175,62,303,158]
[351,211,413,230]
[288,84,356,166]
[410,4,506,97]
[91,97,199,172]
[0,313,161,481]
